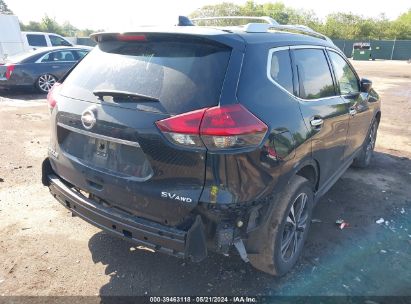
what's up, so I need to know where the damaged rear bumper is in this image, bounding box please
[43,159,208,262]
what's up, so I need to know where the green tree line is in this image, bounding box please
[1,0,410,39]
[190,1,411,40]
[19,15,101,37]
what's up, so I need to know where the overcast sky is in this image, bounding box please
[8,0,409,30]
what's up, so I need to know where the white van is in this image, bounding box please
[0,14,25,61]
[21,32,74,50]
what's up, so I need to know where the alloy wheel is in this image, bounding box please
[281,192,309,262]
[365,122,377,162]
[38,74,56,93]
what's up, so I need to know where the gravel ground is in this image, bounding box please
[0,60,410,296]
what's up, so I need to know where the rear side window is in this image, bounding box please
[26,34,47,47]
[75,50,89,59]
[61,38,231,114]
[41,51,76,62]
[269,50,293,94]
[53,51,75,61]
[293,49,335,100]
[328,51,359,95]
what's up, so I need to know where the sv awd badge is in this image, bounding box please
[161,192,193,203]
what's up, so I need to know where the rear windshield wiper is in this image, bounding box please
[93,89,159,102]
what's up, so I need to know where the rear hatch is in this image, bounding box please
[50,33,232,227]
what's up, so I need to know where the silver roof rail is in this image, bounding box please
[190,15,333,44]
[269,24,334,44]
[191,16,279,26]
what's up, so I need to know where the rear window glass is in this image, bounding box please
[49,35,72,47]
[41,51,76,62]
[76,50,88,59]
[26,34,47,47]
[328,51,359,95]
[269,50,293,94]
[293,49,335,100]
[61,38,231,114]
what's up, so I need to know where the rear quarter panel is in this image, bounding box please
[200,43,312,206]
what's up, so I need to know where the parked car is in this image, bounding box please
[0,46,91,93]
[42,16,381,275]
[21,32,74,50]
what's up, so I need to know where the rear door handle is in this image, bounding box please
[310,118,324,128]
[349,107,357,116]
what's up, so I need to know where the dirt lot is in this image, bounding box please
[0,60,410,296]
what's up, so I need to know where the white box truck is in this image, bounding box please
[0,14,25,61]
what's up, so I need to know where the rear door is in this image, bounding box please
[292,47,350,187]
[38,50,77,78]
[51,34,232,226]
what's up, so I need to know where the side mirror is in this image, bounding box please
[360,78,372,93]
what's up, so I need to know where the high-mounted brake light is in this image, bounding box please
[116,34,146,41]
[47,83,62,110]
[5,64,15,80]
[155,104,268,151]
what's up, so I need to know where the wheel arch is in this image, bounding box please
[294,159,320,191]
[375,110,381,124]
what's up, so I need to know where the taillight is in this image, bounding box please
[5,64,15,80]
[200,104,268,150]
[47,83,62,110]
[155,104,268,151]
[155,108,206,148]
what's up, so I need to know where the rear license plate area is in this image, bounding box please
[94,138,109,158]
[57,125,153,179]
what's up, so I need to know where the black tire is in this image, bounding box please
[36,74,57,93]
[249,175,314,276]
[352,118,379,168]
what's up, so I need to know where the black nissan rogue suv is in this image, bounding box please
[42,18,380,275]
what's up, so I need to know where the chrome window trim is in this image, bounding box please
[57,122,141,148]
[289,45,325,50]
[325,46,346,58]
[267,44,341,102]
